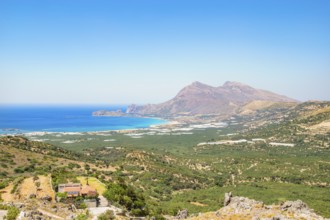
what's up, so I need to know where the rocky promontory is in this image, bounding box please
[187,193,329,220]
[92,109,127,117]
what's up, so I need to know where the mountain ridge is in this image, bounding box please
[126,81,297,116]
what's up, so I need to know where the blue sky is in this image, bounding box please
[0,0,329,104]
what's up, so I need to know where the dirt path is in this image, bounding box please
[37,209,64,220]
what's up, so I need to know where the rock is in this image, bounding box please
[176,209,188,219]
[126,104,140,114]
[225,195,263,211]
[25,210,46,220]
[280,200,308,213]
[198,194,328,220]
[41,195,52,202]
[224,192,232,206]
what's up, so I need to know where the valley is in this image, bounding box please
[1,101,329,219]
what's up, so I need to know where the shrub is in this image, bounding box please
[0,181,9,189]
[0,205,20,220]
[97,210,115,220]
[6,207,20,220]
[75,213,88,220]
[14,167,24,173]
[56,192,68,200]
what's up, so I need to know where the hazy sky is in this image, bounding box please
[1,0,329,104]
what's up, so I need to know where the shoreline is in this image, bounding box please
[0,120,228,138]
[0,118,177,136]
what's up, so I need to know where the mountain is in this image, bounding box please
[126,81,297,116]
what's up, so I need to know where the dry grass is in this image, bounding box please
[240,100,296,115]
[190,202,208,207]
[0,183,15,202]
[0,175,55,202]
[37,175,55,200]
[19,177,37,200]
[77,176,106,195]
[308,120,330,133]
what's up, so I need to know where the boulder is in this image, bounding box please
[176,209,188,219]
[41,195,52,202]
[280,200,308,213]
[224,192,232,206]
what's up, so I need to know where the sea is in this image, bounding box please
[0,105,167,134]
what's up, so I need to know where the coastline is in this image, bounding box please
[0,117,174,136]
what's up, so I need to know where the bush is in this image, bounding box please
[79,202,87,209]
[56,192,68,201]
[97,210,115,220]
[6,207,20,220]
[0,205,20,220]
[0,181,9,190]
[14,167,24,173]
[75,213,88,220]
[11,177,25,194]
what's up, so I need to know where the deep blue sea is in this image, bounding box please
[0,105,166,134]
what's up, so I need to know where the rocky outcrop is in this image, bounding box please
[126,81,297,116]
[24,210,49,220]
[219,193,328,220]
[187,193,329,220]
[92,109,127,117]
[176,209,189,219]
[223,192,232,207]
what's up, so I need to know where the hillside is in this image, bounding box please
[0,136,100,195]
[125,81,297,116]
[238,100,297,115]
[1,101,330,219]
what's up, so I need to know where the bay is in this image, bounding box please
[0,105,166,134]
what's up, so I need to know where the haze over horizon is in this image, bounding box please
[1,0,329,104]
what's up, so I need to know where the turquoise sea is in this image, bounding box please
[0,105,166,134]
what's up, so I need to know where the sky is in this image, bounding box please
[0,0,329,104]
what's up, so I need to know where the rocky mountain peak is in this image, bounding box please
[125,81,297,116]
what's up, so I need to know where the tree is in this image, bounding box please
[103,182,149,216]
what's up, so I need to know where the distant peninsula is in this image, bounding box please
[92,109,128,117]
